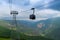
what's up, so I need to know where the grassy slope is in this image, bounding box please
[0,38,11,40]
[0,20,53,40]
[0,26,11,40]
[20,34,53,40]
[44,18,60,40]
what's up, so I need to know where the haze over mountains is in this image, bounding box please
[1,17,59,40]
[0,17,60,40]
[0,18,54,40]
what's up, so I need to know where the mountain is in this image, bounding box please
[3,17,60,40]
[5,20,41,36]
[34,17,60,40]
[49,0,60,10]
[6,19,51,36]
[43,17,60,40]
[5,17,60,36]
[0,20,53,40]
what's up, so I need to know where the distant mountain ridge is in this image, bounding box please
[2,17,60,40]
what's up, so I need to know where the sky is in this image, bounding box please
[0,0,60,20]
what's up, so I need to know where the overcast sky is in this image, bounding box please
[0,0,60,20]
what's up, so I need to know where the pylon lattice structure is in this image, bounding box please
[10,11,20,40]
[9,0,36,40]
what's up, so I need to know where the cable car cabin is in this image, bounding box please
[30,14,36,20]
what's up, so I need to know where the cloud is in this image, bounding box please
[35,9,60,18]
[48,1,60,10]
[0,0,24,17]
[0,0,9,17]
[17,9,60,20]
[0,0,60,21]
[29,0,54,9]
[0,0,32,20]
